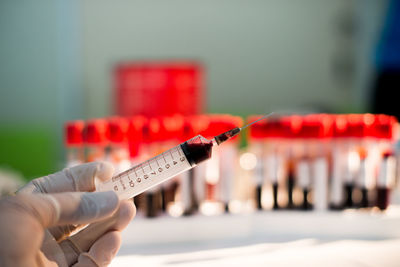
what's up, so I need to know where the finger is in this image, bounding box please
[17,162,115,243]
[40,230,69,267]
[0,197,45,265]
[49,222,81,242]
[72,231,121,267]
[59,200,135,265]
[53,200,134,241]
[18,161,114,194]
[8,191,119,228]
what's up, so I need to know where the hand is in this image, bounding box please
[0,162,136,267]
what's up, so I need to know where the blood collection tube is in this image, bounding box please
[295,116,316,210]
[279,116,298,209]
[217,115,242,212]
[174,116,197,216]
[373,115,398,161]
[377,151,396,210]
[199,114,225,215]
[128,116,147,214]
[84,119,109,162]
[64,120,85,167]
[374,115,398,210]
[145,116,185,216]
[311,114,333,211]
[107,117,131,174]
[188,115,210,213]
[395,132,400,205]
[173,115,208,216]
[296,157,311,210]
[247,115,267,210]
[329,114,348,210]
[165,115,205,216]
[264,118,286,210]
[343,114,364,208]
[158,115,184,216]
[280,115,303,210]
[355,114,377,209]
[128,115,147,164]
[295,114,332,211]
[356,147,372,208]
[142,117,163,218]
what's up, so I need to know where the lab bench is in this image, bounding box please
[112,207,400,266]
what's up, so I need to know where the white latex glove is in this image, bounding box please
[0,162,135,267]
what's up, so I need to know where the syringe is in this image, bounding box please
[96,114,272,199]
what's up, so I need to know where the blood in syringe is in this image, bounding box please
[181,140,214,166]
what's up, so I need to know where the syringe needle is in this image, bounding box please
[214,112,274,145]
[240,112,274,130]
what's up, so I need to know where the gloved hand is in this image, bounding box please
[0,162,136,267]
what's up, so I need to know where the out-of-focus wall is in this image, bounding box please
[80,0,384,117]
[0,0,83,178]
[354,0,389,111]
[0,0,389,178]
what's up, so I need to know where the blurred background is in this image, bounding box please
[2,1,400,266]
[0,0,393,179]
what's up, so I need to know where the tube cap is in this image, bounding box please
[128,115,147,158]
[202,114,243,141]
[182,115,210,141]
[371,114,397,140]
[332,114,348,138]
[65,120,85,147]
[247,115,268,139]
[108,117,129,144]
[85,119,109,146]
[159,114,184,142]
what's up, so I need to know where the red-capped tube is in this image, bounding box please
[108,117,130,144]
[159,114,184,143]
[128,115,147,159]
[65,120,85,147]
[85,119,109,146]
[372,114,397,140]
[64,120,85,167]
[332,114,348,139]
[84,119,109,162]
[247,115,269,140]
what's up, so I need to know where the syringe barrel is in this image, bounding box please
[181,135,214,165]
[96,135,213,199]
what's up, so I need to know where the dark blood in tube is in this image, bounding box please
[376,188,390,210]
[287,165,295,209]
[273,183,279,210]
[344,183,354,208]
[376,152,395,210]
[255,185,262,210]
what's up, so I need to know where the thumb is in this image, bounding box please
[10,191,119,228]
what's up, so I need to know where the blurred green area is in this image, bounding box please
[0,124,58,181]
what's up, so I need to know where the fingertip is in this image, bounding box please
[74,231,121,267]
[119,200,136,221]
[92,191,120,216]
[55,191,120,225]
[104,231,122,254]
[111,200,136,231]
[91,231,121,265]
[95,162,115,182]
[92,230,122,257]
[92,231,122,265]
[65,162,115,192]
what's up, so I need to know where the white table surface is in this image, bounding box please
[111,206,400,266]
